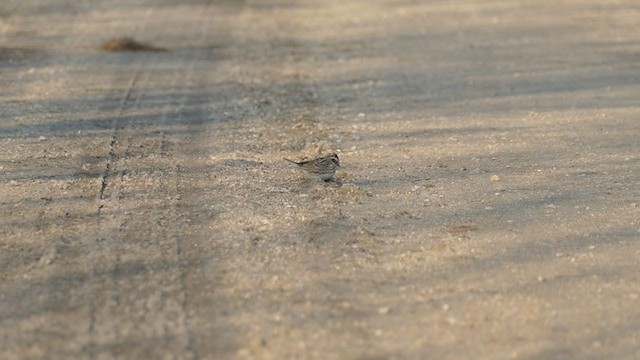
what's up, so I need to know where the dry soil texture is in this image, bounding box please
[1,0,639,359]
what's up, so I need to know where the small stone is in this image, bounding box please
[38,246,57,266]
[356,226,375,236]
[38,136,47,141]
[337,183,366,196]
[311,186,328,199]
[490,175,500,182]
[377,307,390,315]
[335,171,348,181]
[236,349,250,357]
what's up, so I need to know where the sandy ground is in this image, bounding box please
[1,0,640,359]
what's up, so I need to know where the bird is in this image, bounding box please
[284,153,340,181]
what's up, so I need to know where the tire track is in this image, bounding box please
[88,68,145,355]
[88,3,215,356]
[160,8,216,358]
[97,73,139,205]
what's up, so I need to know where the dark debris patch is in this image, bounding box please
[101,37,168,52]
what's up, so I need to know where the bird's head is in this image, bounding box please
[329,153,340,167]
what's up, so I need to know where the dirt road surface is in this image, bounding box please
[1,0,639,359]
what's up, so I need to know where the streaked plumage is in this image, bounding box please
[284,153,340,181]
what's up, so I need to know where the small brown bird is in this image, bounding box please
[285,153,340,181]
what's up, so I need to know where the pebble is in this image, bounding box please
[377,307,390,315]
[490,175,500,182]
[337,183,366,196]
